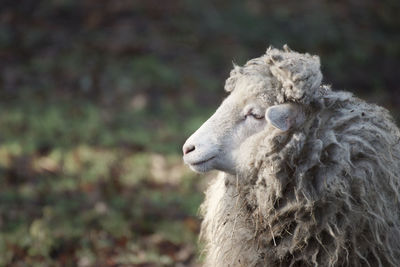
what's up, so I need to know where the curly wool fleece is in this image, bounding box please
[200,46,400,266]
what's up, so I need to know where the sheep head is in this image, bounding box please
[183,46,319,175]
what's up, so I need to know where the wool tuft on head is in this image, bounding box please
[266,45,323,104]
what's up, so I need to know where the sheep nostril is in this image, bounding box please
[183,144,195,155]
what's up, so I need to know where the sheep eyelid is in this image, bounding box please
[245,113,264,120]
[243,106,265,120]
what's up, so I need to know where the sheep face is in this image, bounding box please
[183,47,324,175]
[183,74,305,175]
[183,79,269,174]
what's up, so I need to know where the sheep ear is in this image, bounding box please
[266,103,305,132]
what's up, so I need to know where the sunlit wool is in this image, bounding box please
[198,46,400,266]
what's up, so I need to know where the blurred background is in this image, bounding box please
[0,0,399,266]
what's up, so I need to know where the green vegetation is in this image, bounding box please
[0,0,399,265]
[0,95,210,266]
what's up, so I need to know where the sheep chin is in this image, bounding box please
[187,156,216,173]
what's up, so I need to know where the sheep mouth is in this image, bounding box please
[190,156,216,166]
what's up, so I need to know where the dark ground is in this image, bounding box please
[0,0,399,266]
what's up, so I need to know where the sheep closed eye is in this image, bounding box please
[245,113,264,120]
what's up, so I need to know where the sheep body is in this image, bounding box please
[190,47,400,266]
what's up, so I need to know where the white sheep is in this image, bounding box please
[182,45,400,267]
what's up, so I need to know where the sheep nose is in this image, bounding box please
[183,144,195,155]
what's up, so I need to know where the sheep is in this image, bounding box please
[182,45,400,267]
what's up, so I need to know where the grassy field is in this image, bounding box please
[0,94,218,266]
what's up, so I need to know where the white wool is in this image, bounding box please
[184,46,400,267]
